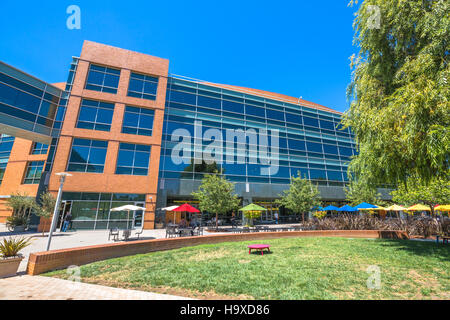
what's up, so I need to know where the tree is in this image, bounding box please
[35,190,57,236]
[192,172,240,229]
[344,178,382,206]
[6,192,38,220]
[344,0,449,186]
[391,173,450,215]
[275,173,321,223]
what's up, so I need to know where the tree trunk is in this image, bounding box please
[302,212,305,223]
[215,213,218,230]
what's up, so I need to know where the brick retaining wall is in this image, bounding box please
[26,230,407,275]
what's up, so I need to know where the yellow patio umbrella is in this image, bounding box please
[359,205,386,211]
[434,205,450,212]
[385,204,406,211]
[407,204,431,211]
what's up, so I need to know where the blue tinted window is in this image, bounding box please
[306,142,323,153]
[85,64,120,94]
[319,120,335,130]
[266,109,285,121]
[122,106,154,136]
[31,142,48,155]
[285,112,302,124]
[116,143,151,175]
[23,161,44,184]
[322,144,337,154]
[309,169,327,180]
[76,99,114,131]
[169,90,196,105]
[303,116,319,127]
[127,72,159,100]
[327,171,343,181]
[339,147,353,157]
[288,139,306,151]
[222,100,243,113]
[67,138,108,173]
[245,105,265,118]
[198,95,221,110]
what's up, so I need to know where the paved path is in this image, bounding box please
[0,275,193,300]
[0,224,227,272]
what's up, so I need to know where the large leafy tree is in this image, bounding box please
[344,178,382,206]
[276,173,321,223]
[344,0,449,186]
[192,172,240,229]
[391,173,450,214]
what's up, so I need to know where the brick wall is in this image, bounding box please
[26,230,408,275]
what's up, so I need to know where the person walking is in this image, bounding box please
[230,211,236,228]
[61,212,72,232]
[274,212,279,224]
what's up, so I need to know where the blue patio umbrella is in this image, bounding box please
[323,205,339,211]
[354,202,378,210]
[312,206,325,211]
[337,205,358,212]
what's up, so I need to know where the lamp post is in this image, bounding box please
[46,172,72,251]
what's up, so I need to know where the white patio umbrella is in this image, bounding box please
[160,205,180,224]
[110,205,146,229]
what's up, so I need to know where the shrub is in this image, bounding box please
[0,237,31,258]
[6,215,28,228]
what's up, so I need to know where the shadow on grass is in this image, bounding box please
[379,239,450,262]
[249,251,273,256]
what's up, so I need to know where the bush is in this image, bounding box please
[0,237,31,258]
[304,215,447,238]
[6,216,28,228]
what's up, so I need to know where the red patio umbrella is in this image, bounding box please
[171,203,200,225]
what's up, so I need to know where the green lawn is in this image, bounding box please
[45,237,450,299]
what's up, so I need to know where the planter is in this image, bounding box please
[0,255,24,278]
[155,223,164,229]
[12,226,26,233]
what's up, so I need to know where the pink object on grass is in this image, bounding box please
[248,244,271,255]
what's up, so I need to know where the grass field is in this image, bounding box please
[45,237,450,299]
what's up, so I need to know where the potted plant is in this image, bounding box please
[5,216,28,232]
[0,237,31,278]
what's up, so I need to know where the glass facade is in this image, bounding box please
[85,64,120,94]
[67,138,108,173]
[127,72,158,100]
[76,99,115,131]
[116,143,151,176]
[61,192,146,230]
[0,61,62,140]
[23,160,44,184]
[0,134,15,185]
[159,77,356,188]
[30,142,48,155]
[122,106,155,136]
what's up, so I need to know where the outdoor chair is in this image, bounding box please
[243,227,250,233]
[108,228,119,241]
[165,227,178,238]
[122,229,131,241]
[134,228,143,240]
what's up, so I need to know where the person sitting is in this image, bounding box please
[179,218,187,228]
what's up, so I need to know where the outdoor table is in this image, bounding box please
[248,244,271,255]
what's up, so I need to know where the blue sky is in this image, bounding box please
[0,1,359,113]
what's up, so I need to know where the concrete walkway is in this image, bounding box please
[0,223,227,272]
[0,275,193,300]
